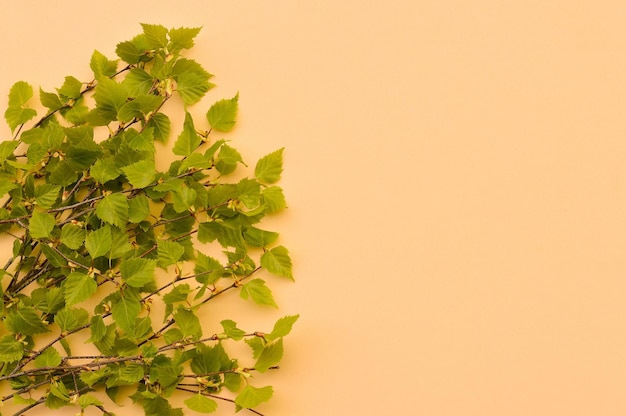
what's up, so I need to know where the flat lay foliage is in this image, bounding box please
[0,24,296,416]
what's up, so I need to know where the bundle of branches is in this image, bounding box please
[0,24,296,416]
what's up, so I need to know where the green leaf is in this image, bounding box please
[55,307,89,332]
[0,335,24,362]
[147,112,171,142]
[235,385,273,409]
[91,157,121,184]
[173,307,202,340]
[184,394,217,414]
[8,81,34,107]
[63,272,97,306]
[85,225,112,258]
[266,314,300,342]
[177,72,211,105]
[96,193,129,228]
[243,227,279,248]
[173,112,200,156]
[88,315,107,343]
[157,239,185,269]
[78,394,103,409]
[40,87,63,111]
[206,93,238,132]
[5,306,49,335]
[255,338,283,373]
[34,347,62,368]
[172,186,197,213]
[120,258,156,288]
[5,107,36,132]
[194,252,222,275]
[123,68,154,96]
[190,343,229,375]
[240,279,278,308]
[168,27,202,52]
[215,144,243,175]
[178,152,211,174]
[262,186,287,213]
[237,178,261,209]
[48,160,78,186]
[220,320,245,341]
[118,94,163,123]
[112,295,141,335]
[58,76,82,99]
[116,40,142,64]
[60,223,86,250]
[255,148,284,184]
[0,140,19,164]
[261,246,293,280]
[93,77,127,115]
[90,50,118,79]
[34,184,61,209]
[141,23,168,48]
[128,195,150,223]
[29,211,56,239]
[122,159,156,188]
[162,284,191,304]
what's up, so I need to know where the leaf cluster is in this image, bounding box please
[0,24,296,416]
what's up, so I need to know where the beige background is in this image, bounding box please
[2,0,626,415]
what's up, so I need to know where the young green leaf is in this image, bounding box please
[34,184,61,209]
[243,227,279,248]
[147,112,171,142]
[173,112,200,156]
[157,239,185,269]
[5,107,37,133]
[55,307,89,332]
[176,72,212,105]
[39,87,63,111]
[215,144,243,175]
[63,272,97,306]
[5,306,49,335]
[123,68,154,96]
[266,314,300,342]
[96,193,129,228]
[0,335,24,362]
[91,158,121,184]
[262,186,287,213]
[8,81,34,107]
[58,76,82,99]
[60,223,86,249]
[235,385,274,409]
[184,394,217,414]
[111,296,141,336]
[128,195,150,223]
[90,50,118,79]
[220,319,246,341]
[93,77,128,115]
[260,245,294,280]
[141,23,168,48]
[255,148,284,184]
[168,27,202,52]
[255,338,283,373]
[29,211,56,239]
[240,279,278,308]
[120,258,157,288]
[206,93,238,132]
[173,307,202,340]
[122,159,156,188]
[34,347,62,368]
[84,225,112,258]
[0,140,18,164]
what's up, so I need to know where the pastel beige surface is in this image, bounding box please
[1,1,626,415]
